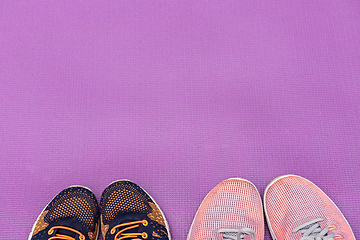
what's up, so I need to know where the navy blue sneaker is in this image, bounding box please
[29,186,100,240]
[100,180,171,240]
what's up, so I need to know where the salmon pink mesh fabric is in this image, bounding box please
[264,176,355,240]
[189,179,263,240]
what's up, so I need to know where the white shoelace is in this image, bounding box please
[293,218,335,240]
[217,228,256,240]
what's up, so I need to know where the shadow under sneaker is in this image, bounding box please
[100,180,171,240]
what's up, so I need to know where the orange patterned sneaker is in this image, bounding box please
[187,178,264,240]
[264,175,356,240]
[100,180,171,240]
[28,186,100,240]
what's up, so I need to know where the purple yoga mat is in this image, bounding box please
[1,1,359,240]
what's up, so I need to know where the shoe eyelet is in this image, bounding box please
[142,220,148,226]
[48,228,54,235]
[142,232,148,239]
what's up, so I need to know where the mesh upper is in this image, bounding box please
[100,180,170,240]
[188,179,263,240]
[100,181,152,225]
[264,175,355,240]
[44,187,99,231]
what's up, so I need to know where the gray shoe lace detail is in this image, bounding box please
[292,218,335,240]
[217,228,256,240]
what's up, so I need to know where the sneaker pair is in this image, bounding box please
[28,180,171,240]
[187,175,355,240]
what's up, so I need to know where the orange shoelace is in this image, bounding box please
[47,226,85,240]
[328,226,342,239]
[110,220,148,240]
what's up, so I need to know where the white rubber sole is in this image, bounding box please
[186,178,264,240]
[28,185,100,240]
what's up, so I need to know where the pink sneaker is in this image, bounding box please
[187,178,264,240]
[264,175,355,240]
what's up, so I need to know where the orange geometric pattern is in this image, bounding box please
[147,202,166,227]
[32,210,49,236]
[88,223,98,240]
[100,180,170,240]
[29,186,99,240]
[100,215,110,239]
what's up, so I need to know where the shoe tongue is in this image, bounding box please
[122,220,141,233]
[301,223,321,237]
[55,228,78,239]
[222,232,237,240]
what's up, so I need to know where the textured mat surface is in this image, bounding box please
[0,1,359,240]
